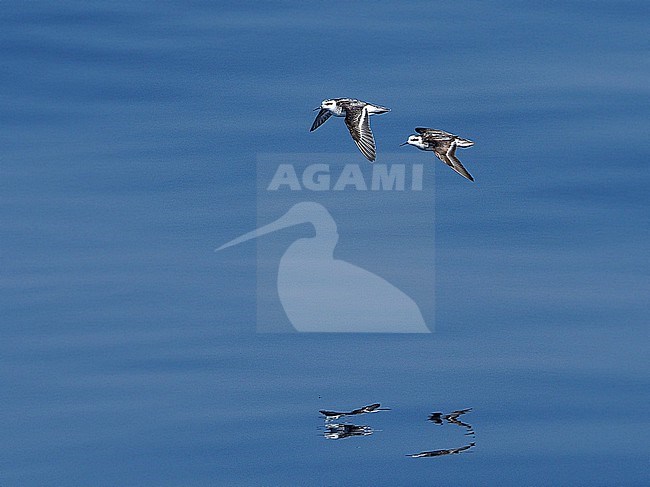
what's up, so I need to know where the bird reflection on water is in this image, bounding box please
[319,403,387,440]
[408,407,476,459]
[319,403,390,421]
[324,423,373,440]
[407,442,476,458]
[318,403,478,455]
[428,407,475,437]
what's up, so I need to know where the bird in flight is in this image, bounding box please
[310,98,390,162]
[401,127,475,181]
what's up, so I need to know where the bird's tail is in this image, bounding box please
[455,137,474,148]
[367,104,390,115]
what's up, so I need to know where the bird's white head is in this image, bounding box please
[400,134,426,150]
[320,99,338,112]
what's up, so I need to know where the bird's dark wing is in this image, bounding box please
[416,127,453,139]
[445,143,474,182]
[421,130,454,144]
[310,109,333,132]
[433,141,474,181]
[344,106,376,162]
[431,140,456,168]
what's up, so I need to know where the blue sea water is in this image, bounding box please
[1,1,648,485]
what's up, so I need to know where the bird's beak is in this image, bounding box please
[313,107,321,111]
[399,142,408,146]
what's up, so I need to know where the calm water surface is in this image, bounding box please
[1,2,648,485]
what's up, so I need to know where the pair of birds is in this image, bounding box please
[310,98,475,182]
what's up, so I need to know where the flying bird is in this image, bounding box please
[310,98,390,162]
[401,127,475,181]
